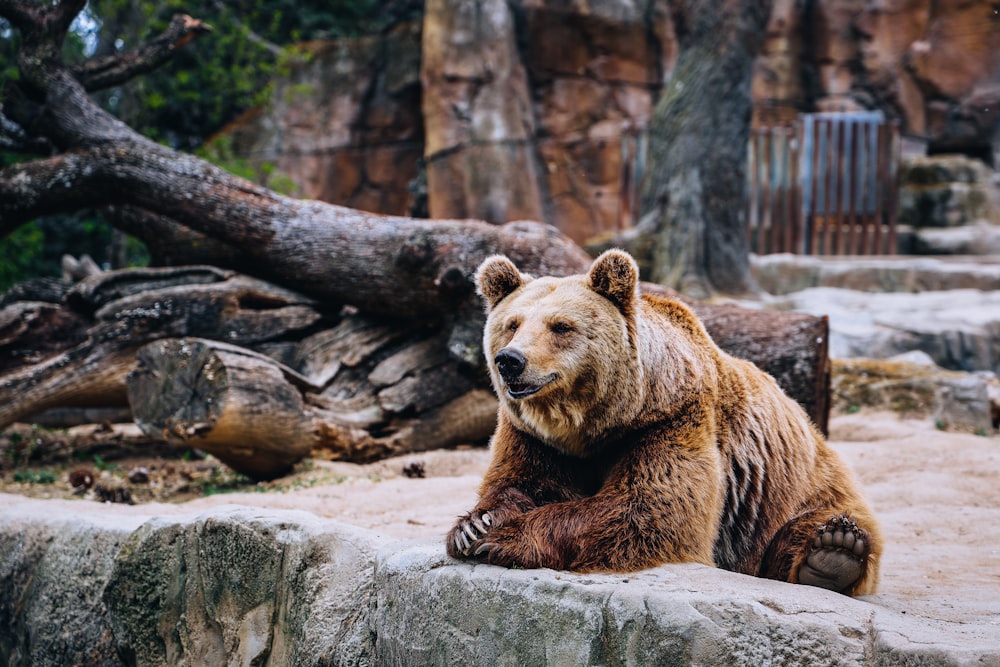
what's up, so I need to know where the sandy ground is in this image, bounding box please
[2,410,999,634]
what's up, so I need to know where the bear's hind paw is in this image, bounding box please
[797,515,869,593]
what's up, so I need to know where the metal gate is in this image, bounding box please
[747,112,899,255]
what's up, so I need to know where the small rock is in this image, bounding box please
[127,467,150,484]
[402,460,426,478]
[94,478,132,504]
[68,466,95,491]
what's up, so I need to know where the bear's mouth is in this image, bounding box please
[505,375,556,399]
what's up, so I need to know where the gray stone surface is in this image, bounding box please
[2,498,999,666]
[910,222,1000,256]
[375,542,1000,666]
[103,507,388,667]
[0,506,140,666]
[751,253,1000,295]
[832,357,994,433]
[761,286,1000,377]
[898,155,997,229]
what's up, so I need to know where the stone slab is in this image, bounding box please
[2,491,998,666]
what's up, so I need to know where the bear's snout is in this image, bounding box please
[495,348,526,382]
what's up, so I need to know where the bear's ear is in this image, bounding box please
[476,255,525,310]
[588,249,639,314]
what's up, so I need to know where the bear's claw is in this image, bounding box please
[452,511,493,556]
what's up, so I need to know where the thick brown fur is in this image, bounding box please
[446,250,881,596]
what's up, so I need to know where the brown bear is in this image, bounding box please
[446,249,881,596]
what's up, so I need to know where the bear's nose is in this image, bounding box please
[494,348,526,381]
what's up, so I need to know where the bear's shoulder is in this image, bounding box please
[639,293,713,342]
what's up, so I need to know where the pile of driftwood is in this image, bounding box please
[0,248,829,481]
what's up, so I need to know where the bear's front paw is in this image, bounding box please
[447,511,494,558]
[471,521,561,570]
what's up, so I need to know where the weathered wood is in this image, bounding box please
[127,338,498,478]
[0,269,328,429]
[0,301,88,375]
[0,421,174,466]
[127,338,317,480]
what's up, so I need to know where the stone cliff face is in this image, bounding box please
[224,0,1000,245]
[758,0,1000,158]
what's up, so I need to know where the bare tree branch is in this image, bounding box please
[72,14,212,92]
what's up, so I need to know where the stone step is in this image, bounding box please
[751,252,1000,295]
[756,286,1000,376]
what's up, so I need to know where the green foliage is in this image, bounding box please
[12,468,58,484]
[93,454,117,472]
[0,223,46,292]
[0,212,150,292]
[197,135,299,196]
[1,0,399,288]
[87,0,393,150]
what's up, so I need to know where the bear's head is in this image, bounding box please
[475,249,645,455]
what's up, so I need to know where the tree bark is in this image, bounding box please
[127,338,318,480]
[0,267,327,428]
[127,338,499,479]
[1,421,175,467]
[627,0,773,298]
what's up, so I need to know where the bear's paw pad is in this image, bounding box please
[798,515,868,593]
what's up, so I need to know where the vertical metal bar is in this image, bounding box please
[775,126,785,253]
[886,122,900,255]
[808,118,822,255]
[846,121,858,255]
[772,127,782,254]
[873,122,886,255]
[761,128,773,254]
[832,119,847,255]
[821,119,835,254]
[858,121,871,255]
[771,128,781,253]
[748,128,759,252]
[788,124,801,253]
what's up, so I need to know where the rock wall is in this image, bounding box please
[223,0,1000,245]
[3,501,998,666]
[223,24,425,217]
[757,0,1000,158]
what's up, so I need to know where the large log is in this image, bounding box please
[126,339,318,479]
[0,267,328,429]
[126,338,499,479]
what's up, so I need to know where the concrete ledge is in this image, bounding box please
[2,498,998,666]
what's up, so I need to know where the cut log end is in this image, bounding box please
[128,338,315,480]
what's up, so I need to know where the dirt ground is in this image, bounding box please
[2,410,999,632]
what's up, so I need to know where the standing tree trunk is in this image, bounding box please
[631,0,772,298]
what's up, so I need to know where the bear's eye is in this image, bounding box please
[549,321,574,335]
[507,320,519,333]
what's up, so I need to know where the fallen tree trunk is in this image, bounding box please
[127,338,499,479]
[1,421,173,467]
[127,339,319,479]
[0,267,328,428]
